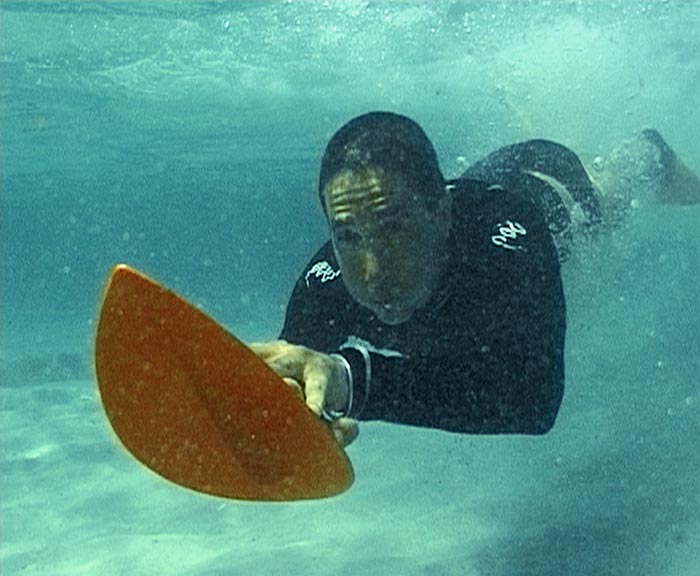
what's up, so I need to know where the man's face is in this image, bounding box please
[322,167,450,325]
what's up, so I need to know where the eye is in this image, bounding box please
[380,219,404,235]
[334,228,362,246]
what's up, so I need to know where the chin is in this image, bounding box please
[374,305,414,325]
[378,314,410,326]
[354,288,429,325]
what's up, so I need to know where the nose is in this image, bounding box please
[359,250,379,282]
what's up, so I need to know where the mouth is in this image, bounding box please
[348,278,423,325]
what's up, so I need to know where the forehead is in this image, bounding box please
[323,167,411,223]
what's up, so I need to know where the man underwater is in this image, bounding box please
[251,112,700,446]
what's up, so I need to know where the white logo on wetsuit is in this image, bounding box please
[491,220,527,251]
[305,261,341,287]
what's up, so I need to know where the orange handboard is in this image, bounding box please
[94,264,353,501]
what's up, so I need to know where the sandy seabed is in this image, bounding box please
[2,207,699,576]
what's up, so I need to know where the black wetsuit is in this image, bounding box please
[280,140,598,435]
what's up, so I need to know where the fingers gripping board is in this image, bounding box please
[94,265,353,501]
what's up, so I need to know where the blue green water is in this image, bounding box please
[1,2,699,574]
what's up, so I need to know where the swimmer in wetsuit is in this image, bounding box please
[251,112,700,446]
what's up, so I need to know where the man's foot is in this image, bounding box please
[640,129,700,205]
[586,129,700,224]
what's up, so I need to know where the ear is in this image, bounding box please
[434,187,453,231]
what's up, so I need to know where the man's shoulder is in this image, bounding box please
[450,178,549,259]
[300,242,343,290]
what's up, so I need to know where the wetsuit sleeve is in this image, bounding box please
[339,192,566,435]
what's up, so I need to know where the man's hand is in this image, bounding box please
[249,340,359,447]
